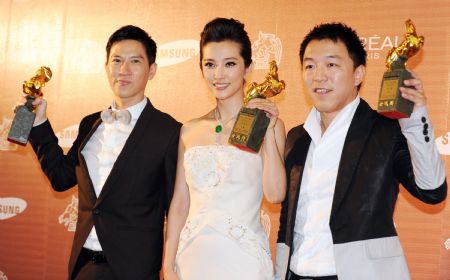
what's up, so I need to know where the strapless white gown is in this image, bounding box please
[175,145,273,280]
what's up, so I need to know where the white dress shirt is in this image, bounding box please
[290,96,360,276]
[282,97,446,278]
[81,97,147,251]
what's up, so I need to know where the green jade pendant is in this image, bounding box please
[215,124,222,133]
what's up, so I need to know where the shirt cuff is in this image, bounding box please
[33,118,48,127]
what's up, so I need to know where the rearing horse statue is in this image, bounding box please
[244,60,285,105]
[386,19,424,70]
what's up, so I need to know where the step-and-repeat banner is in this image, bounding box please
[0,0,449,279]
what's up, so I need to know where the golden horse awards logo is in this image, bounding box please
[58,195,78,232]
[252,31,282,70]
[260,209,271,237]
[445,238,450,250]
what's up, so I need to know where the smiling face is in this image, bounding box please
[302,39,365,122]
[105,39,157,109]
[201,41,250,102]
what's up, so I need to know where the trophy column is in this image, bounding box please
[377,20,424,119]
[7,66,52,145]
[229,60,285,153]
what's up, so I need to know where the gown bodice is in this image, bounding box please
[176,145,272,280]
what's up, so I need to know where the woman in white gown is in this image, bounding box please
[164,18,286,280]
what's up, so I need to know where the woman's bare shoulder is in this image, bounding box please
[182,110,214,130]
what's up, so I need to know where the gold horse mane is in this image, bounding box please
[244,61,285,104]
[22,66,52,97]
[386,19,424,70]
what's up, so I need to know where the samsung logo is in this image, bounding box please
[0,197,27,220]
[436,133,450,155]
[56,124,79,148]
[156,40,199,67]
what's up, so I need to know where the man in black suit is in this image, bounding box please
[28,25,181,279]
[275,23,447,280]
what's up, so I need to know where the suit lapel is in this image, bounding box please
[94,100,155,206]
[331,100,376,218]
[78,116,102,202]
[286,129,311,244]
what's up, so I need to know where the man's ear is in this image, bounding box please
[148,63,158,80]
[354,64,365,87]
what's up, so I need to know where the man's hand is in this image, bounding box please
[17,95,48,126]
[400,70,427,110]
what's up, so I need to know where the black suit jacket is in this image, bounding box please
[277,99,447,279]
[30,99,181,279]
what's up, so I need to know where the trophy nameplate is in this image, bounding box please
[8,66,52,145]
[377,19,424,119]
[229,60,285,153]
[229,107,270,152]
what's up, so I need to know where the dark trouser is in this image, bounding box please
[290,270,338,280]
[72,248,116,280]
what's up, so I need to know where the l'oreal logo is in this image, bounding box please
[0,197,27,220]
[156,40,199,67]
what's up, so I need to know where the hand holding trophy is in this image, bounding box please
[229,60,285,152]
[377,19,424,118]
[8,66,52,144]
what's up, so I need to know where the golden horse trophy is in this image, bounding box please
[377,19,424,118]
[8,66,52,145]
[229,60,285,153]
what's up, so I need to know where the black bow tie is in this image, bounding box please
[100,109,132,125]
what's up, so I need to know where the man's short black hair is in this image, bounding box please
[106,25,157,65]
[299,22,366,69]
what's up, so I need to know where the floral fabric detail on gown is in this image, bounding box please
[176,145,273,280]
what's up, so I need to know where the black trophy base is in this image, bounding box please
[377,69,414,119]
[228,107,269,153]
[7,105,36,145]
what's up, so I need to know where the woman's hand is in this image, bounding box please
[246,98,279,131]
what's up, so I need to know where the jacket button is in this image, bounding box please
[93,209,100,215]
[421,117,426,123]
[425,136,430,142]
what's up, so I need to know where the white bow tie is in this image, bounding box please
[100,108,132,125]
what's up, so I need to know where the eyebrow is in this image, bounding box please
[110,54,144,59]
[130,55,144,60]
[203,57,239,62]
